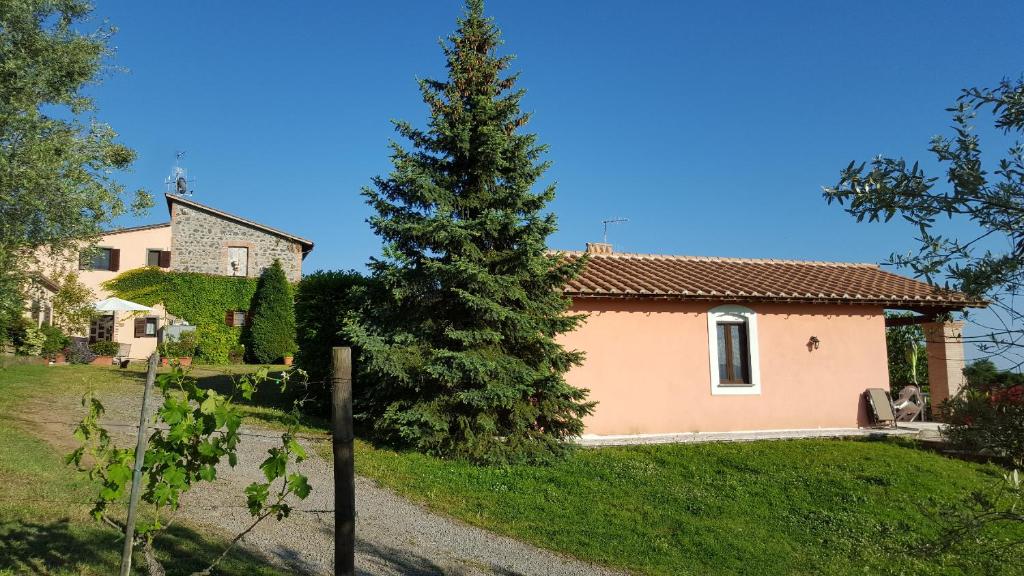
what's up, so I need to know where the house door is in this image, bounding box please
[90,315,114,343]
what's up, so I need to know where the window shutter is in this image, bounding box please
[158,250,171,268]
[225,310,235,327]
[134,318,146,338]
[109,249,121,272]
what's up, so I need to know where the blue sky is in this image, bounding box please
[90,1,1021,275]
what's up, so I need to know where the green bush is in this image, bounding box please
[159,330,198,358]
[943,360,1024,467]
[104,268,257,363]
[89,340,121,356]
[244,260,296,364]
[192,324,238,364]
[15,325,45,356]
[294,270,367,414]
[40,325,70,356]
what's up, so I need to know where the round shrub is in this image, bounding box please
[40,325,70,356]
[89,340,121,356]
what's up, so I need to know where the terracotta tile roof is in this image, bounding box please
[558,251,985,310]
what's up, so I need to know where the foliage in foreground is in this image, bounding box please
[348,0,592,464]
[68,365,311,574]
[244,260,297,364]
[354,437,1024,575]
[104,268,258,363]
[943,359,1024,467]
[0,365,289,575]
[824,75,1024,365]
[927,469,1024,561]
[0,0,152,341]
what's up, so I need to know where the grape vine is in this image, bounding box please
[67,365,312,574]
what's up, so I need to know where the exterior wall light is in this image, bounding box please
[808,336,821,351]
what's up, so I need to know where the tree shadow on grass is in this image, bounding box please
[0,518,286,575]
[191,368,330,431]
[0,518,118,574]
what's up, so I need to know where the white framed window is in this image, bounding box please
[707,305,761,395]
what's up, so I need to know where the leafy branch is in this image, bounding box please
[67,365,312,574]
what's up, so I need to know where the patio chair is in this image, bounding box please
[114,343,131,369]
[892,385,925,422]
[864,388,897,428]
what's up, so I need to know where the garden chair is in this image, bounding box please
[864,388,897,428]
[114,343,131,369]
[892,385,925,422]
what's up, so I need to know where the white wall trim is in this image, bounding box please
[707,304,761,396]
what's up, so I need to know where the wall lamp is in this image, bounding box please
[807,336,821,351]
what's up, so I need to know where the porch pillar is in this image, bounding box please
[922,320,966,414]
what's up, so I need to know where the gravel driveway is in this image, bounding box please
[43,380,627,576]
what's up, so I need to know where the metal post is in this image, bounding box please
[331,347,355,576]
[120,352,159,576]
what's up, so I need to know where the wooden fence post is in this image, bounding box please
[120,352,159,576]
[332,347,355,576]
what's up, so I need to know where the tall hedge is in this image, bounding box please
[103,268,257,363]
[294,270,367,414]
[244,260,296,364]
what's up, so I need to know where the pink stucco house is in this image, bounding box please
[556,243,984,439]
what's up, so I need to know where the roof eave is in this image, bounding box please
[564,291,987,310]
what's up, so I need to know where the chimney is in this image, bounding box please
[585,242,613,254]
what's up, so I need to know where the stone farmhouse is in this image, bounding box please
[36,193,313,359]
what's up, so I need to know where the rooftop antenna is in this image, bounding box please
[602,218,628,243]
[165,151,196,196]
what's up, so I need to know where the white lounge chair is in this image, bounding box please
[892,385,925,422]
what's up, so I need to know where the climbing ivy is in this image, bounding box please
[104,268,258,363]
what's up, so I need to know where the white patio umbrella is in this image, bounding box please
[93,297,153,313]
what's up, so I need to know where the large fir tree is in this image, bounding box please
[347,0,593,463]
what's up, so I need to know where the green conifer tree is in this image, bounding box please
[245,260,296,364]
[346,0,594,464]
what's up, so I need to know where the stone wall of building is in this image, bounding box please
[170,203,303,281]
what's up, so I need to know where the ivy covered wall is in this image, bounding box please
[104,268,258,363]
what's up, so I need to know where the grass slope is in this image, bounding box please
[354,438,1024,576]
[0,364,286,575]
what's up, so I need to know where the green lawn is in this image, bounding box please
[4,363,1022,576]
[352,434,1024,576]
[0,363,287,575]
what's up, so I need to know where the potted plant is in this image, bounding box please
[160,330,197,368]
[41,325,70,364]
[89,340,121,366]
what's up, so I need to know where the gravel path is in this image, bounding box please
[41,380,628,576]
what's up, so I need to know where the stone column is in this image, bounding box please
[922,320,966,414]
